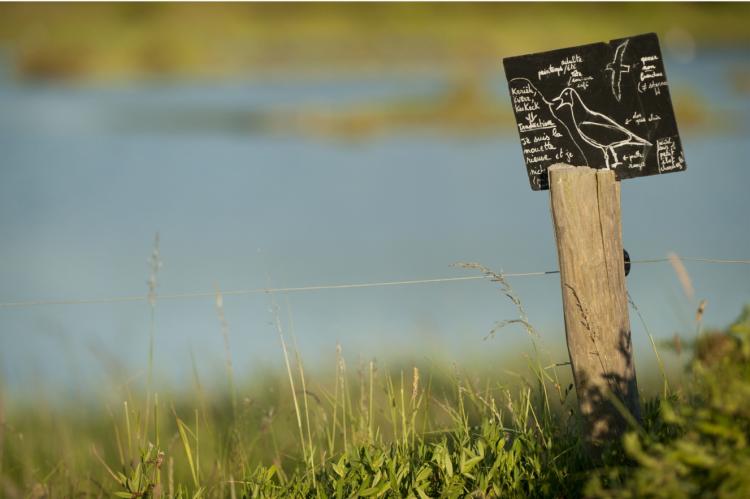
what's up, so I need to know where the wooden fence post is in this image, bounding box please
[548,164,641,450]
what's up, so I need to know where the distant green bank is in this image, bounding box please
[0,3,748,81]
[110,76,730,141]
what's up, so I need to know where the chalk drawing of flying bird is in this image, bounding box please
[605,40,630,102]
[551,87,651,169]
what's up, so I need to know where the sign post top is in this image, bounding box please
[503,33,686,191]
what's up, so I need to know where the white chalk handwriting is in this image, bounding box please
[638,55,669,96]
[656,137,685,173]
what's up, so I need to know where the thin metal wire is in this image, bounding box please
[0,276,494,309]
[680,257,750,264]
[0,257,747,310]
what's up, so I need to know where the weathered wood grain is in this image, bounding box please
[548,164,641,450]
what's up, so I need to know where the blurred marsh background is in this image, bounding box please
[0,3,749,400]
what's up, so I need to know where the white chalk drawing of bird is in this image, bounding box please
[551,87,651,169]
[508,77,590,167]
[605,40,630,102]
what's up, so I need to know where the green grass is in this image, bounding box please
[2,289,750,498]
[0,351,582,498]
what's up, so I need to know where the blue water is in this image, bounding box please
[1,48,749,397]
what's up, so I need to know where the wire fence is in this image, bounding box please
[1,256,748,310]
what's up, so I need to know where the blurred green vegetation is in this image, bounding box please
[0,4,742,139]
[0,3,748,81]
[113,72,726,140]
[268,76,726,139]
[587,305,750,498]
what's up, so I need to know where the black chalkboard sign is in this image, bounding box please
[503,33,686,191]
